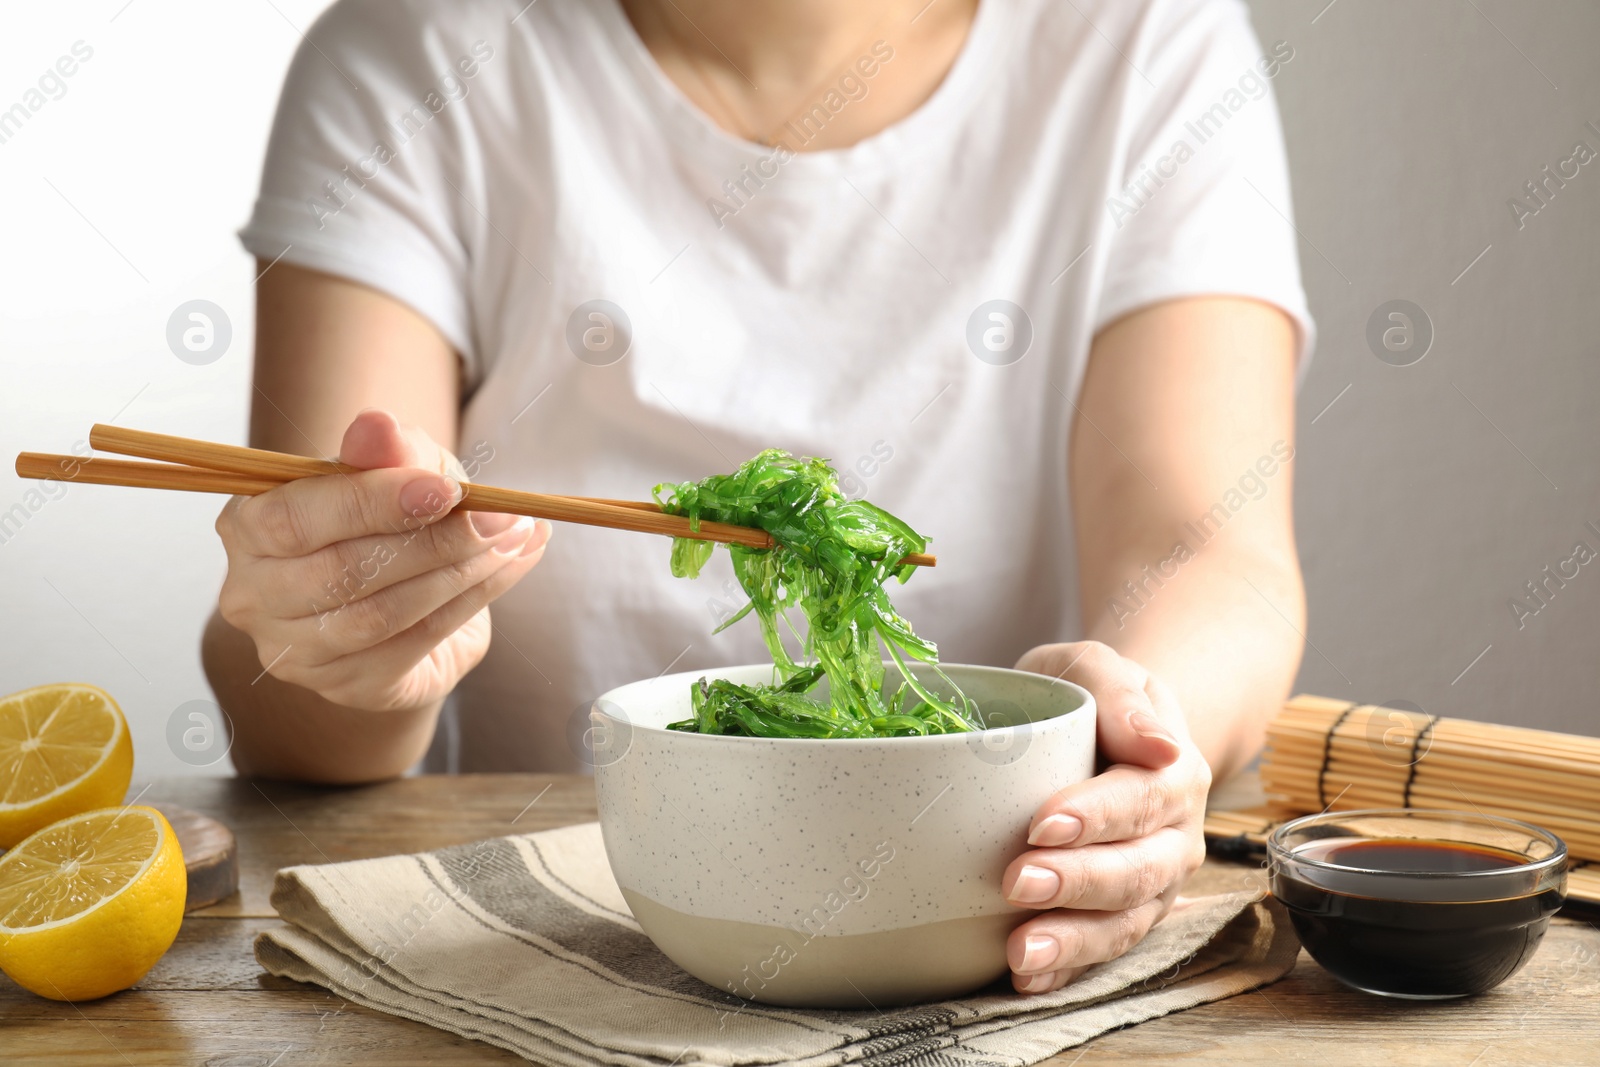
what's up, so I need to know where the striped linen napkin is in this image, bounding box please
[255,822,1298,1066]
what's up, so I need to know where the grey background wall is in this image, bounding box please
[1,0,1594,781]
[1246,0,1599,734]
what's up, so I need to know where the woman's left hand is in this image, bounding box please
[1004,641,1213,993]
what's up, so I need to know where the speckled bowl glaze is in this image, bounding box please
[590,663,1096,1008]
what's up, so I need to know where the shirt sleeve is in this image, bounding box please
[238,0,484,378]
[1094,0,1316,377]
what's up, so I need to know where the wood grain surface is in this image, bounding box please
[2,773,1595,1066]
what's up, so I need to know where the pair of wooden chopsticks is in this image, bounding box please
[13,426,936,568]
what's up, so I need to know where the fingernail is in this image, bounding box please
[517,520,553,557]
[492,518,537,556]
[1020,935,1059,973]
[1007,865,1060,905]
[1018,972,1055,993]
[470,511,519,538]
[1128,710,1176,743]
[400,475,462,518]
[1028,813,1083,847]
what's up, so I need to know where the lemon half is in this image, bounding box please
[0,683,133,848]
[0,806,187,1001]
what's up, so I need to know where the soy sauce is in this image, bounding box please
[1271,838,1562,998]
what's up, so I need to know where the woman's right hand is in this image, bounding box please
[214,409,551,713]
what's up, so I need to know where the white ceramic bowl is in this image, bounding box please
[590,663,1096,1008]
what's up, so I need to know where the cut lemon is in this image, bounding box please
[0,806,186,1000]
[0,683,133,848]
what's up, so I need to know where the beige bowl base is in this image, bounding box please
[622,888,1023,1008]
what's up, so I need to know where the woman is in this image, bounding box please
[205,0,1310,995]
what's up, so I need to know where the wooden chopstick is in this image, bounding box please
[25,429,937,568]
[89,424,356,483]
[17,450,773,553]
[15,453,283,497]
[87,425,667,515]
[83,425,780,550]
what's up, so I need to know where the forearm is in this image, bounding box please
[1085,540,1305,783]
[202,609,444,783]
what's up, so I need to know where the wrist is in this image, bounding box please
[204,611,448,782]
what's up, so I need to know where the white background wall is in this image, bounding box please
[1,0,1594,781]
[0,0,329,779]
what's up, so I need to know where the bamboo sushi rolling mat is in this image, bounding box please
[1202,694,1600,914]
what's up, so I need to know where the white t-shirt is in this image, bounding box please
[241,0,1312,772]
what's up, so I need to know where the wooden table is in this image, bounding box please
[3,774,1596,1066]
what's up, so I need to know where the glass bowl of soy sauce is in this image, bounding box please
[1268,809,1567,998]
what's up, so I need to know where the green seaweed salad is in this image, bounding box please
[653,449,983,739]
